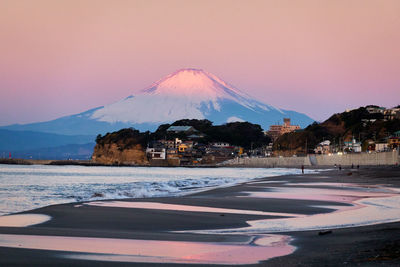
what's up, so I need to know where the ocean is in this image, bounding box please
[0,164,305,216]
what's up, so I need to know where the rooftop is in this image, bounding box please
[167,126,195,132]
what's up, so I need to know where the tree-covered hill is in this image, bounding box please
[274,106,400,155]
[96,119,270,150]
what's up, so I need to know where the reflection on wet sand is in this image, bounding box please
[187,183,400,234]
[0,234,295,265]
[1,180,399,265]
[0,214,51,227]
[84,201,302,217]
[242,186,394,203]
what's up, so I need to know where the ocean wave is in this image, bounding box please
[0,165,310,215]
[74,177,247,202]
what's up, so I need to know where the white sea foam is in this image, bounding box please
[0,164,310,215]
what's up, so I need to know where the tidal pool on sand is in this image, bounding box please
[185,183,400,234]
[0,234,295,265]
[0,214,51,227]
[84,201,302,217]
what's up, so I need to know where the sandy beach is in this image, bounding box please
[0,166,399,266]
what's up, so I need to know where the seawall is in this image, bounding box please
[222,150,400,167]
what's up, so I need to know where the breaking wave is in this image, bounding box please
[0,165,312,215]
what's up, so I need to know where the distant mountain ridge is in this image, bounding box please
[0,129,93,151]
[8,143,95,160]
[0,129,95,160]
[1,69,314,135]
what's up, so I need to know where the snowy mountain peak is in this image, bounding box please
[83,68,313,129]
[150,68,223,90]
[1,69,314,135]
[143,68,249,102]
[90,68,280,124]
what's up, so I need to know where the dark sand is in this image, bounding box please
[0,167,399,266]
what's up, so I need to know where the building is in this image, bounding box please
[375,143,389,152]
[167,126,197,134]
[166,148,179,159]
[210,142,231,148]
[344,138,362,153]
[361,119,377,127]
[158,140,176,148]
[366,105,385,114]
[146,148,166,160]
[267,118,301,140]
[314,140,331,154]
[384,108,400,120]
[178,141,194,153]
[187,133,205,139]
[388,137,400,149]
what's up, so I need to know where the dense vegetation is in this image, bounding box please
[96,120,270,150]
[96,128,151,150]
[153,119,269,149]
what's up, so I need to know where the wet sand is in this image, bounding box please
[0,166,399,266]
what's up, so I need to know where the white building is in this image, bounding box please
[344,138,362,153]
[146,148,166,160]
[314,140,331,154]
[375,143,389,152]
[210,142,231,148]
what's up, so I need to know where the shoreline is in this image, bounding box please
[2,156,399,169]
[0,166,399,265]
[0,166,308,217]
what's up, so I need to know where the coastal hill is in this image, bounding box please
[92,120,269,165]
[153,119,270,149]
[0,69,313,135]
[274,105,400,155]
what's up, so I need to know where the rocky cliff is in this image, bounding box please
[91,128,149,165]
[92,143,148,165]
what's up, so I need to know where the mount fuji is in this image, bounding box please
[2,69,314,136]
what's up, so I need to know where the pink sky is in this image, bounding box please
[1,0,399,126]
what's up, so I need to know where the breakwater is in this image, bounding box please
[222,150,400,167]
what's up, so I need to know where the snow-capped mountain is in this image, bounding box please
[2,69,314,135]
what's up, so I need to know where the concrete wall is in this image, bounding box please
[223,156,310,167]
[313,150,399,166]
[222,150,399,167]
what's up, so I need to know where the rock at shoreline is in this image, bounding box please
[92,129,149,165]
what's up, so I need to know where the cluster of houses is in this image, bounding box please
[268,108,400,156]
[314,138,363,154]
[146,126,241,165]
[146,109,399,163]
[313,106,400,155]
[365,105,400,120]
[314,132,400,155]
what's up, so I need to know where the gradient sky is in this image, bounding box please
[1,0,399,126]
